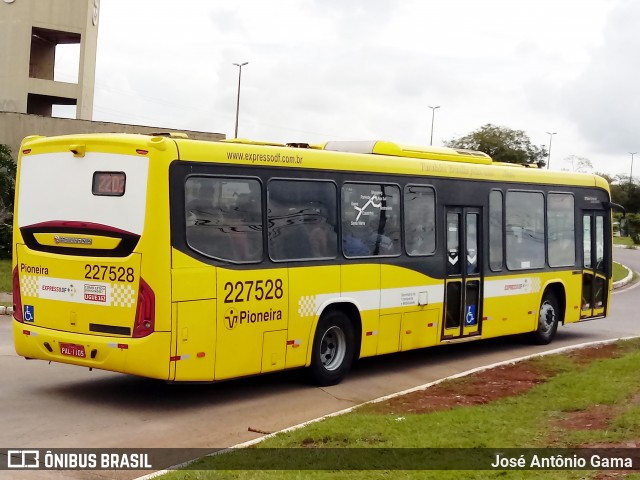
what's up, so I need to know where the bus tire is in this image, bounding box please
[309,310,355,386]
[529,291,560,345]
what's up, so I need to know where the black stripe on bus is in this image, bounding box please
[89,323,131,336]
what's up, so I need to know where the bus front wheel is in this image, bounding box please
[529,291,560,345]
[309,310,355,386]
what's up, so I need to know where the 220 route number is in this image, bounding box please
[224,279,283,303]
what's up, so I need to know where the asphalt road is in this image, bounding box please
[0,248,638,479]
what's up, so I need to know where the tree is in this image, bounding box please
[623,183,640,214]
[0,143,16,259]
[562,155,593,173]
[594,171,614,184]
[626,213,640,244]
[444,124,548,166]
[602,173,640,215]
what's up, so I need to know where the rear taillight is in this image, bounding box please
[133,278,155,338]
[13,267,23,322]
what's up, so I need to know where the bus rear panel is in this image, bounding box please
[13,135,172,379]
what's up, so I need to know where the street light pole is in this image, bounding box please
[428,105,440,146]
[630,152,637,185]
[546,132,557,169]
[233,62,248,138]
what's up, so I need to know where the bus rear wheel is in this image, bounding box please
[309,310,355,386]
[529,291,560,345]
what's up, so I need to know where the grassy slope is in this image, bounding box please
[163,339,640,480]
[613,261,630,282]
[613,236,634,246]
[0,259,10,293]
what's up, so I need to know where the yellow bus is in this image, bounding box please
[12,133,614,385]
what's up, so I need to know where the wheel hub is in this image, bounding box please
[539,302,555,333]
[320,326,346,371]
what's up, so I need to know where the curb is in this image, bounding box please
[613,263,634,289]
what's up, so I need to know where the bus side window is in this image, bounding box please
[341,183,401,258]
[229,192,262,262]
[308,208,336,258]
[505,191,545,270]
[185,177,263,263]
[489,190,503,271]
[547,193,575,267]
[404,185,436,256]
[268,180,337,261]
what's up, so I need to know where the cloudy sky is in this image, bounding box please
[54,0,639,177]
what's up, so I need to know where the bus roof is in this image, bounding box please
[323,140,493,165]
[19,133,610,192]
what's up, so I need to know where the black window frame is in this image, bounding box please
[547,191,576,268]
[488,189,504,272]
[340,181,402,259]
[505,189,546,271]
[184,174,264,264]
[403,183,437,257]
[266,178,339,263]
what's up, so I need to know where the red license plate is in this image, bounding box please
[59,343,86,358]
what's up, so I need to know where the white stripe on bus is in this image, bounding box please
[299,278,540,317]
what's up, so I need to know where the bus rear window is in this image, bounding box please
[92,172,126,196]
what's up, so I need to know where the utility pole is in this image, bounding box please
[546,132,557,169]
[428,105,440,146]
[233,62,248,138]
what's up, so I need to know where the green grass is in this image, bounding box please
[0,259,10,292]
[613,261,630,282]
[160,339,640,479]
[613,235,635,246]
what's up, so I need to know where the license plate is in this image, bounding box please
[59,343,86,358]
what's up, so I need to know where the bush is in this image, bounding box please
[0,224,10,259]
[626,213,640,245]
[0,143,15,259]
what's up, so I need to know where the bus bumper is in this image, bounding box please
[13,319,171,380]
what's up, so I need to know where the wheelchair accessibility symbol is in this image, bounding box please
[465,305,477,326]
[23,305,35,322]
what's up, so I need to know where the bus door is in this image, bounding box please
[581,211,607,318]
[443,207,482,339]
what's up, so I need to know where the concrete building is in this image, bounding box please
[0,112,225,159]
[0,0,224,159]
[1,0,99,119]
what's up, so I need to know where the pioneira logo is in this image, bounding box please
[54,236,92,245]
[224,307,282,330]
